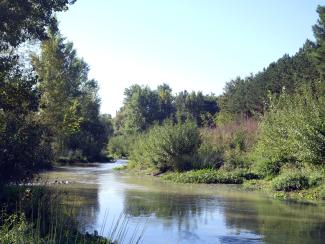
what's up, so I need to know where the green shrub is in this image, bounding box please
[308,171,324,187]
[162,169,245,184]
[319,185,325,200]
[214,111,235,127]
[0,214,34,244]
[198,119,258,170]
[254,88,325,176]
[196,132,223,169]
[272,171,310,191]
[107,134,138,158]
[130,120,200,172]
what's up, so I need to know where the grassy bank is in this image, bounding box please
[120,163,325,202]
[161,169,259,184]
[0,184,144,244]
[0,186,111,244]
[159,168,325,202]
[111,87,325,203]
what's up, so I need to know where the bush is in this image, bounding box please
[319,186,325,200]
[0,113,53,185]
[272,171,310,191]
[196,133,223,169]
[130,120,200,172]
[0,213,36,244]
[254,88,325,176]
[107,134,138,158]
[308,171,324,187]
[198,118,258,170]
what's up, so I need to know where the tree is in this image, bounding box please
[121,85,160,133]
[32,30,86,156]
[0,0,75,75]
[0,66,52,185]
[0,0,75,184]
[32,31,108,161]
[219,41,320,118]
[157,83,174,122]
[175,91,218,126]
[312,5,325,79]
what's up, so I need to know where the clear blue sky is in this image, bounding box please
[57,0,323,115]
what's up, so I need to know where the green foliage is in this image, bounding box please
[107,134,139,158]
[162,169,245,184]
[0,1,78,186]
[114,84,219,134]
[312,6,325,79]
[122,85,160,133]
[0,213,34,244]
[130,120,200,172]
[0,0,74,49]
[219,41,320,118]
[0,187,116,244]
[214,111,235,127]
[272,171,310,192]
[174,91,219,126]
[254,88,325,176]
[0,53,52,186]
[319,185,325,200]
[195,133,223,169]
[32,31,110,161]
[198,119,258,171]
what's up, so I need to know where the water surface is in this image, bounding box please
[44,160,325,244]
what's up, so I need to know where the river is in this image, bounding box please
[43,160,325,244]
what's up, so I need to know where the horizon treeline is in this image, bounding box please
[1,1,325,187]
[112,6,324,134]
[109,5,325,188]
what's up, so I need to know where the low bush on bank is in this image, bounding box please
[253,88,325,177]
[107,134,139,158]
[271,167,325,192]
[130,120,200,172]
[162,169,259,184]
[272,171,310,191]
[198,118,258,170]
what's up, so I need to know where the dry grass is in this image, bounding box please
[200,118,259,151]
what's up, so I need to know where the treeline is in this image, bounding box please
[0,1,112,185]
[109,6,325,198]
[114,84,219,134]
[218,40,321,120]
[108,85,218,157]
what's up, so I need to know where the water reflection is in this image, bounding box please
[46,161,325,244]
[222,198,325,244]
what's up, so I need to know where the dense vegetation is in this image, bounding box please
[0,186,112,243]
[0,1,113,242]
[0,0,113,186]
[108,5,325,200]
[1,2,325,243]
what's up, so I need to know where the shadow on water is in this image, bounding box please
[44,160,325,244]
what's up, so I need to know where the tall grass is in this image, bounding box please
[198,118,258,170]
[0,186,145,244]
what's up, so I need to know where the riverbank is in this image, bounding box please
[55,155,115,166]
[10,161,324,243]
[120,164,325,203]
[0,185,112,244]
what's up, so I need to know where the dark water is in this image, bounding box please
[44,160,325,244]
